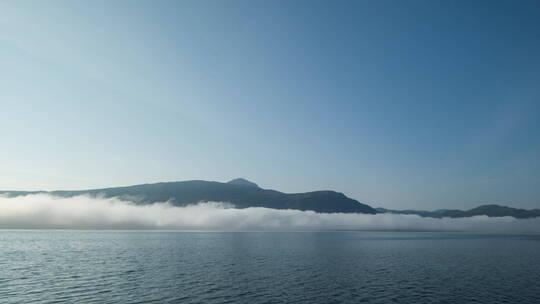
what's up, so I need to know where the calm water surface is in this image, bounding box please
[1,231,539,303]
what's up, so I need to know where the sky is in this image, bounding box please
[1,0,539,210]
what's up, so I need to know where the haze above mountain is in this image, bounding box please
[1,178,538,219]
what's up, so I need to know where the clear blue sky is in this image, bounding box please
[1,0,539,210]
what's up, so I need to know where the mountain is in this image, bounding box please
[2,180,537,218]
[0,179,377,214]
[377,204,540,219]
[227,178,259,188]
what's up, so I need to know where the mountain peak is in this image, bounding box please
[227,178,259,188]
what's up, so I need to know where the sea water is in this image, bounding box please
[1,231,539,303]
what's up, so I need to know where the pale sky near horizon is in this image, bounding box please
[1,0,539,210]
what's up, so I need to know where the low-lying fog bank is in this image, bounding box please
[0,194,539,233]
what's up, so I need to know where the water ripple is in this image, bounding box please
[0,231,539,303]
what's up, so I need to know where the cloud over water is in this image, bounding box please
[0,194,539,232]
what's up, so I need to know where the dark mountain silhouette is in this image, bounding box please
[2,179,537,218]
[227,178,259,188]
[0,179,376,214]
[376,204,540,219]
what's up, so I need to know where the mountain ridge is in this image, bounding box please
[376,204,540,219]
[0,179,376,214]
[227,178,259,188]
[1,179,538,218]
